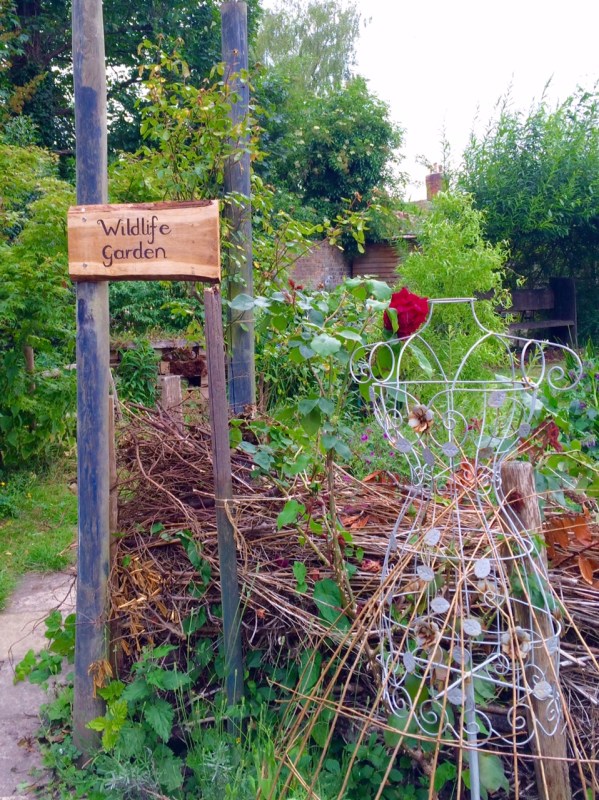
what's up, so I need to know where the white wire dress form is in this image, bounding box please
[350,297,584,800]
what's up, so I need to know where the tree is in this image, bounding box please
[253,0,362,96]
[0,0,262,154]
[459,87,599,339]
[253,1,402,235]
[268,76,403,222]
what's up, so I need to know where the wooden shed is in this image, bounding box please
[351,238,417,284]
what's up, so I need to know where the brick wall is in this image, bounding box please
[291,240,351,289]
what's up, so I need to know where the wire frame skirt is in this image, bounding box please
[348,298,585,800]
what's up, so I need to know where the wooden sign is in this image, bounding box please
[68,200,220,281]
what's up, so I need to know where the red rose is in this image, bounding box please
[383,287,429,337]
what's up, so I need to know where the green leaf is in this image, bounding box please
[298,398,319,415]
[153,743,184,791]
[311,719,330,748]
[229,293,255,311]
[14,649,36,683]
[366,279,392,301]
[434,760,457,792]
[238,440,257,454]
[299,344,315,359]
[277,499,305,529]
[143,698,174,742]
[334,440,352,460]
[157,669,192,691]
[148,644,177,660]
[122,679,151,703]
[318,398,336,416]
[253,448,273,472]
[97,680,125,702]
[409,343,434,377]
[478,753,509,796]
[229,426,242,448]
[289,347,308,364]
[313,579,350,631]
[321,434,338,451]
[300,407,322,435]
[383,709,420,750]
[293,560,308,592]
[182,607,207,635]
[321,435,351,460]
[338,328,363,343]
[297,649,322,695]
[310,333,341,357]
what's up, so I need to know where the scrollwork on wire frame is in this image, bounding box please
[350,297,581,752]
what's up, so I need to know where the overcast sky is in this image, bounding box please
[353,0,599,198]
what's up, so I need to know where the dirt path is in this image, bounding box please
[0,571,76,798]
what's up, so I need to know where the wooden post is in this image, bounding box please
[204,287,244,708]
[221,1,255,413]
[108,395,123,675]
[108,396,118,536]
[72,0,110,753]
[23,345,35,374]
[158,374,184,432]
[500,462,571,800]
[23,345,35,391]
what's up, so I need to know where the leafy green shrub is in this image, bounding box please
[110,280,199,335]
[459,87,599,341]
[0,144,76,471]
[247,277,393,479]
[397,192,509,383]
[532,343,599,505]
[116,341,160,406]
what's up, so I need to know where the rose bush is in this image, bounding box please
[383,287,429,337]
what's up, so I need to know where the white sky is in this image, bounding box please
[261,0,599,199]
[354,0,599,198]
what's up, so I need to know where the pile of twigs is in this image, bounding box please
[112,406,408,664]
[112,404,599,661]
[110,406,599,797]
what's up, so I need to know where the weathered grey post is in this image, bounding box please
[204,287,244,709]
[501,462,571,800]
[221,1,256,412]
[72,0,110,751]
[158,374,184,432]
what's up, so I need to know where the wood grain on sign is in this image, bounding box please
[68,200,220,281]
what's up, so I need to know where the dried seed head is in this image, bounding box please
[413,618,441,651]
[408,404,434,434]
[501,626,532,661]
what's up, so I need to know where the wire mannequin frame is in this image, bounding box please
[348,298,584,800]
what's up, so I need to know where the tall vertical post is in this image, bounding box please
[221,1,255,412]
[72,0,110,752]
[500,462,571,800]
[204,287,244,710]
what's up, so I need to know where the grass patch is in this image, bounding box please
[0,459,77,608]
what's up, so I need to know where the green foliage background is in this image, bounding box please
[397,192,509,381]
[460,87,599,341]
[0,144,75,469]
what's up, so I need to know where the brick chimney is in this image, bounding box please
[425,167,444,201]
